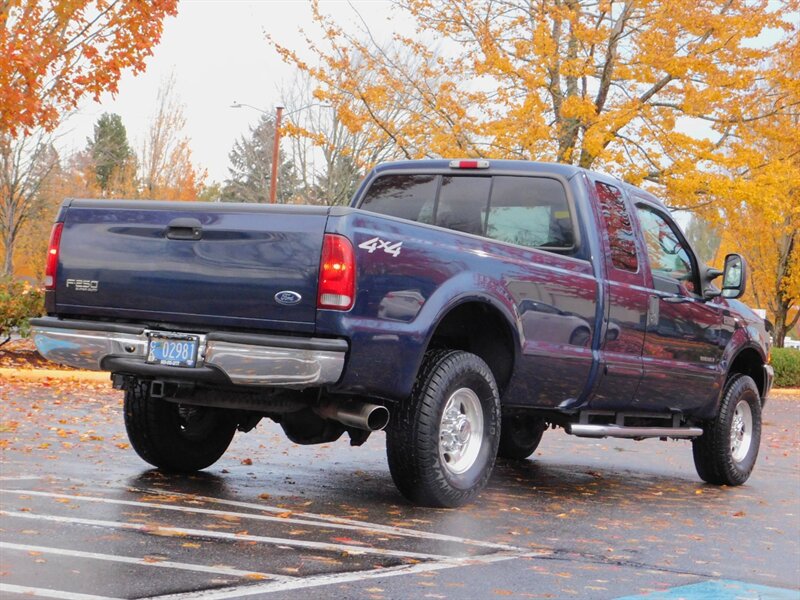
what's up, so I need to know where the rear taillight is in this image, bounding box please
[44,222,64,290]
[318,234,355,310]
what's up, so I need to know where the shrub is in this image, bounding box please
[772,347,800,388]
[0,276,44,340]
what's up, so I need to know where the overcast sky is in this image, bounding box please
[57,1,791,187]
[57,0,405,183]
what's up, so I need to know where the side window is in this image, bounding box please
[636,206,697,294]
[359,174,438,222]
[486,176,574,250]
[436,176,491,235]
[595,182,638,272]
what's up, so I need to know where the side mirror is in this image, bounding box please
[721,253,747,299]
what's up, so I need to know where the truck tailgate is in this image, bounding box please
[55,200,329,333]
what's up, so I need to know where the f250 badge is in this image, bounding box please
[358,237,402,257]
[66,279,99,292]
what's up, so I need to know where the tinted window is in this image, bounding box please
[360,174,438,222]
[637,206,697,293]
[595,182,638,272]
[487,177,573,249]
[436,176,491,235]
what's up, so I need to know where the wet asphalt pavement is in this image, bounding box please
[0,377,798,599]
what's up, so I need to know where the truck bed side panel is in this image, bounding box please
[318,210,598,405]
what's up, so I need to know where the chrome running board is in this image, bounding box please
[567,424,703,439]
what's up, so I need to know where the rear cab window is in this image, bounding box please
[358,174,438,223]
[436,176,491,235]
[358,172,578,256]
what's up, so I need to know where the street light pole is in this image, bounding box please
[231,101,331,204]
[269,106,283,205]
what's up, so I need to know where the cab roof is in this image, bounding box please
[370,159,669,211]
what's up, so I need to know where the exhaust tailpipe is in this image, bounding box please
[316,402,390,432]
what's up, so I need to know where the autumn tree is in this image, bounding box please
[1,0,178,137]
[277,0,798,340]
[1,0,177,278]
[0,130,59,275]
[197,182,222,203]
[274,1,795,200]
[12,160,70,280]
[723,201,799,347]
[276,73,404,205]
[140,75,206,201]
[86,112,134,194]
[711,29,800,347]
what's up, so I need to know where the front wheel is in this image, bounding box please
[692,374,761,486]
[124,380,237,473]
[386,350,501,508]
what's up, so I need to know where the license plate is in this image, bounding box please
[146,333,199,368]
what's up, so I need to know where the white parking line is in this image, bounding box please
[142,551,548,599]
[0,542,294,581]
[0,509,449,561]
[124,485,521,551]
[2,488,515,554]
[0,475,44,481]
[0,583,119,600]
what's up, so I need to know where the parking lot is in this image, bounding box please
[1,376,798,599]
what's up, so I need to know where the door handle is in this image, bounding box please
[662,295,691,304]
[647,295,659,328]
[166,217,202,240]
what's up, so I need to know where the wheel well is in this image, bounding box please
[427,302,515,393]
[729,348,765,399]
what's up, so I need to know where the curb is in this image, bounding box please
[770,387,800,399]
[0,367,110,383]
[1,367,797,396]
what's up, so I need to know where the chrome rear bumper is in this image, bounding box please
[30,318,347,387]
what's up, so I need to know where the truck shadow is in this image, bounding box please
[125,469,234,498]
[117,453,741,523]
[483,455,740,514]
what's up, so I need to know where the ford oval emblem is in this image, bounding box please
[275,290,302,306]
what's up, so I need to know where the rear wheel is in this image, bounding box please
[386,350,501,507]
[124,379,236,472]
[498,415,546,460]
[692,374,761,486]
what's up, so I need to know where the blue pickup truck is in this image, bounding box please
[32,159,773,507]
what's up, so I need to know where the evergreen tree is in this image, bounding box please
[313,153,360,206]
[222,115,294,203]
[86,113,132,194]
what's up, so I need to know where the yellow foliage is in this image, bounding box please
[0,0,177,136]
[274,1,795,185]
[271,0,798,339]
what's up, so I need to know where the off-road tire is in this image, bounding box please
[692,374,761,486]
[386,350,501,508]
[498,415,546,460]
[124,379,236,472]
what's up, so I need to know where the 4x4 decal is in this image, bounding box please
[358,236,403,257]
